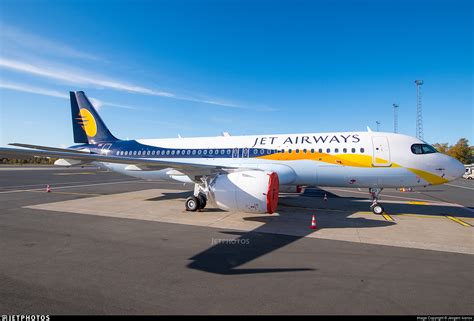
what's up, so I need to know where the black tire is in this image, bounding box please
[185,196,200,212]
[198,193,207,209]
[371,203,384,215]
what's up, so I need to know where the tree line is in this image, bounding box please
[433,138,472,164]
[1,157,57,165]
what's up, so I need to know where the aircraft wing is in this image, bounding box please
[8,143,91,154]
[0,146,238,179]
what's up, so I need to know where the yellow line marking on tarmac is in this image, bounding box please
[29,190,101,196]
[382,213,394,221]
[53,172,96,176]
[445,216,472,227]
[357,211,474,220]
[407,201,428,205]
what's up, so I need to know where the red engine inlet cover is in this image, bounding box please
[266,172,279,214]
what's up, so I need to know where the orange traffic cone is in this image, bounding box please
[323,193,328,202]
[46,185,51,193]
[310,214,317,229]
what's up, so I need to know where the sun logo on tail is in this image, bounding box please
[76,108,97,137]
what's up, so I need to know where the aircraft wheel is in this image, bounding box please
[198,193,207,209]
[371,203,384,215]
[185,196,200,212]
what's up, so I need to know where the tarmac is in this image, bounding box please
[0,166,473,314]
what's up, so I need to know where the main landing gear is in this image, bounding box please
[185,193,207,211]
[185,177,209,212]
[369,187,384,214]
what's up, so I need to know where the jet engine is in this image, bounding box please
[209,170,279,214]
[279,185,303,193]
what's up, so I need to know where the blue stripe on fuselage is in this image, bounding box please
[68,140,280,159]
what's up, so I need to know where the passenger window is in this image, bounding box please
[303,149,307,153]
[209,150,213,155]
[352,148,356,153]
[360,148,365,153]
[166,150,170,155]
[227,149,231,154]
[177,150,180,155]
[221,149,225,155]
[326,148,330,153]
[187,150,191,155]
[335,148,339,153]
[260,149,265,155]
[133,151,137,156]
[192,150,196,155]
[203,150,207,155]
[289,149,292,154]
[295,149,300,154]
[215,149,219,154]
[343,148,347,153]
[319,148,323,153]
[152,150,155,155]
[310,149,314,153]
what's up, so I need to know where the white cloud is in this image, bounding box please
[0,82,68,99]
[0,57,244,108]
[1,24,102,61]
[0,81,138,110]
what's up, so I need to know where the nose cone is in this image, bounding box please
[446,156,465,181]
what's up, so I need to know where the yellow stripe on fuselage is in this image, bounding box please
[407,168,449,185]
[258,152,400,168]
[258,152,447,185]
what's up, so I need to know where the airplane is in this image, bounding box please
[0,91,465,215]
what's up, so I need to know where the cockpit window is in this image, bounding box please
[411,144,437,155]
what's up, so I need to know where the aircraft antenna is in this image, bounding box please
[415,80,424,140]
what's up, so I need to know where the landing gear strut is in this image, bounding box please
[185,177,210,212]
[369,187,384,214]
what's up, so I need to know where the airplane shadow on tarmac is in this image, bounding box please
[146,187,472,275]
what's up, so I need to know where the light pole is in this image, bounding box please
[393,103,399,133]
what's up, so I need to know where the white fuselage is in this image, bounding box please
[97,131,464,188]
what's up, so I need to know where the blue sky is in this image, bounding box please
[0,0,472,148]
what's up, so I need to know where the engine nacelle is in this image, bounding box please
[210,170,279,214]
[279,185,303,193]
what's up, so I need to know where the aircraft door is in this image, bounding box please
[371,136,391,167]
[232,148,239,158]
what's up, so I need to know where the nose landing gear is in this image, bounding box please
[369,187,384,214]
